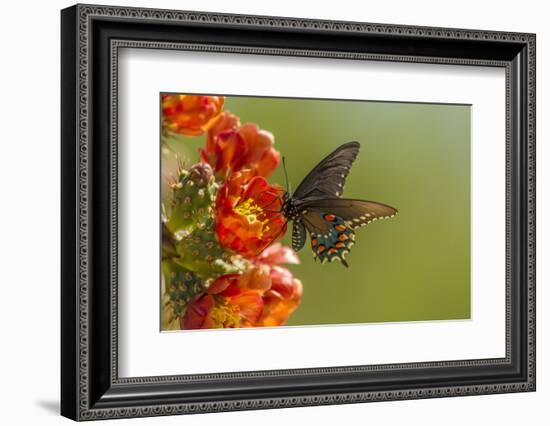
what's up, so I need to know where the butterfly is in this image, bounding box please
[280,141,397,267]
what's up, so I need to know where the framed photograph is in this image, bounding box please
[61,3,536,421]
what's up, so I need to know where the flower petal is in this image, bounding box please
[207,274,240,295]
[257,243,300,265]
[238,265,272,292]
[201,116,280,179]
[162,95,224,136]
[215,172,287,258]
[231,290,264,325]
[181,294,215,329]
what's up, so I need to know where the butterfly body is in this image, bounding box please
[280,142,397,267]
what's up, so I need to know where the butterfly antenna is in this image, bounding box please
[282,156,291,195]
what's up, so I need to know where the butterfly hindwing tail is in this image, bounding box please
[281,142,397,265]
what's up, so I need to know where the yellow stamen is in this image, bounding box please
[210,297,241,328]
[234,198,270,234]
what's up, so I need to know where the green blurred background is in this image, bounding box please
[164,95,471,325]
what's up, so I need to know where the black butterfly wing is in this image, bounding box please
[303,198,398,229]
[293,141,360,199]
[300,211,355,267]
[296,198,397,266]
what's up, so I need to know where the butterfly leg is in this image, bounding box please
[252,220,289,257]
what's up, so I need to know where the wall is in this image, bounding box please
[0,0,546,424]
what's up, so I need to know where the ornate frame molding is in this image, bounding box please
[61,3,535,420]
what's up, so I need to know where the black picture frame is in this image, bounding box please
[61,3,536,421]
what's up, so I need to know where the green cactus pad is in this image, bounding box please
[165,163,218,235]
[162,162,248,326]
[173,218,244,279]
[162,260,207,323]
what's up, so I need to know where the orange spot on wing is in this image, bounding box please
[311,238,318,246]
[323,214,336,222]
[328,248,338,255]
[317,245,326,253]
[338,233,348,241]
[335,224,346,232]
[335,242,346,249]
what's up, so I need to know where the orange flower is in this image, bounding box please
[181,274,264,329]
[162,94,224,136]
[181,258,302,329]
[255,244,303,327]
[215,170,287,258]
[204,111,241,150]
[200,112,281,179]
[257,267,303,327]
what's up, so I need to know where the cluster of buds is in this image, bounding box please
[161,94,302,330]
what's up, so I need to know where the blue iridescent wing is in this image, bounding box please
[299,199,397,266]
[286,142,397,266]
[305,214,355,267]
